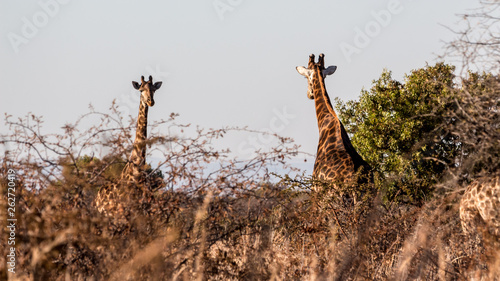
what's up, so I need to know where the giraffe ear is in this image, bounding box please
[132,81,141,90]
[153,81,162,90]
[296,66,312,77]
[322,66,337,76]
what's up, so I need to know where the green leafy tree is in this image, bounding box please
[336,63,459,203]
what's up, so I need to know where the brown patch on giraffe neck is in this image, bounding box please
[311,75,337,120]
[135,97,149,146]
[125,96,149,182]
[311,65,341,136]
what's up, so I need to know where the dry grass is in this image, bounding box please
[1,157,498,280]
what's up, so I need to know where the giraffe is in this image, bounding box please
[95,75,163,215]
[459,175,500,238]
[296,54,372,191]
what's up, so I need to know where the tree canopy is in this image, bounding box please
[335,63,495,203]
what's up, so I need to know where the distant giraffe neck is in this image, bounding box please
[94,75,162,215]
[123,98,149,182]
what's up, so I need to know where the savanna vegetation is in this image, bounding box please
[1,2,499,280]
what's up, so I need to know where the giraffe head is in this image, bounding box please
[132,75,162,107]
[296,54,337,99]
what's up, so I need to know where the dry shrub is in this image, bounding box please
[0,103,303,280]
[1,3,499,276]
[1,68,499,280]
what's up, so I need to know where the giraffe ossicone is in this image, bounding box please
[95,75,163,215]
[296,53,372,191]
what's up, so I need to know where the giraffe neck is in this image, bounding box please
[312,70,342,151]
[123,98,149,182]
[311,69,370,180]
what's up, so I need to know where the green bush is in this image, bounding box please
[336,63,460,203]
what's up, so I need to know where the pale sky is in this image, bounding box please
[0,0,478,172]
